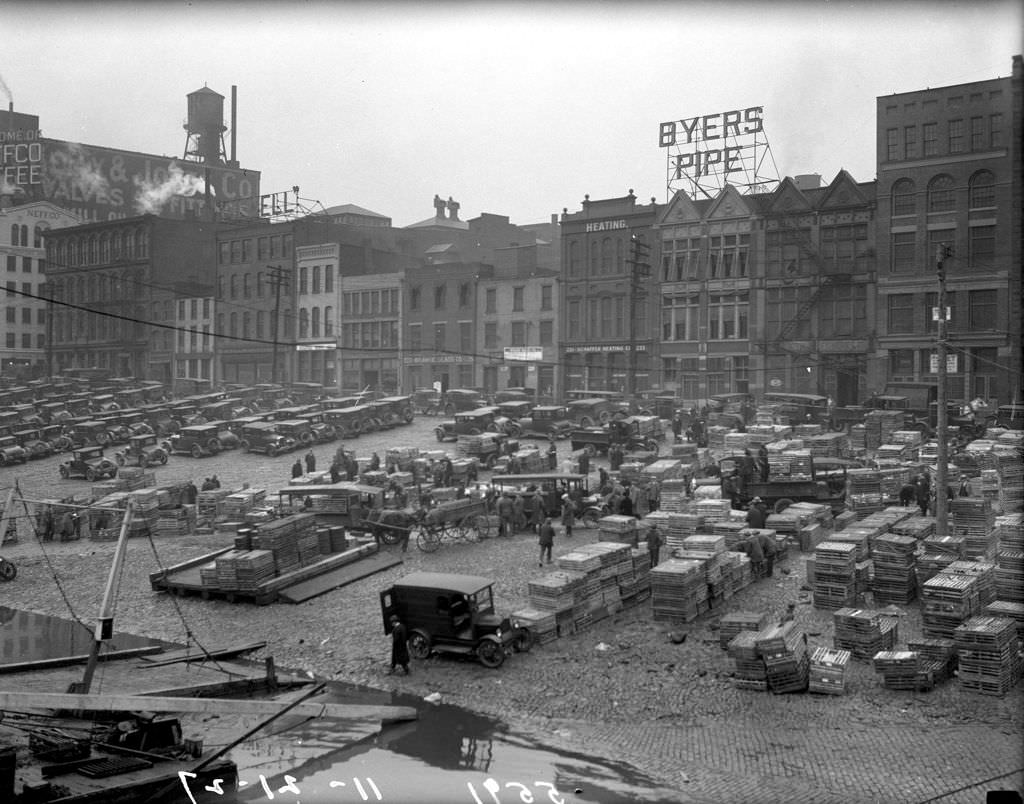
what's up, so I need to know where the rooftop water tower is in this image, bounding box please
[183,86,227,165]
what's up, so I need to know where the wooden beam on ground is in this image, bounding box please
[137,641,267,668]
[0,692,418,722]
[0,645,165,675]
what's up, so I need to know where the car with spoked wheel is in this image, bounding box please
[59,446,118,481]
[115,433,169,468]
[380,572,533,669]
[165,424,225,458]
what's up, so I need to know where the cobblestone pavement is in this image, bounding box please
[2,418,1021,802]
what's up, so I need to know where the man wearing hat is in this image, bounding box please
[746,497,768,530]
[387,615,410,675]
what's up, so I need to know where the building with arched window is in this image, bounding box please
[875,54,1021,405]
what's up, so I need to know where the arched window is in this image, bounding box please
[88,235,98,264]
[299,307,309,339]
[242,312,252,338]
[229,312,238,337]
[600,237,613,274]
[927,174,955,213]
[892,178,916,216]
[230,274,239,299]
[112,232,122,259]
[616,238,624,272]
[9,224,18,246]
[125,230,136,257]
[100,234,110,262]
[88,275,97,301]
[588,241,598,276]
[77,277,86,302]
[136,229,149,258]
[20,225,28,247]
[34,223,49,248]
[969,170,995,209]
[568,241,580,277]
[324,305,334,336]
[243,273,251,298]
[311,306,321,338]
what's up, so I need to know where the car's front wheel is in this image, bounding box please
[407,631,431,660]
[476,638,505,668]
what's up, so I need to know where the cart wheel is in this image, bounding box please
[507,422,522,438]
[644,439,659,454]
[160,452,168,465]
[512,627,534,653]
[579,416,594,428]
[774,498,794,514]
[599,410,613,424]
[476,639,505,668]
[417,528,442,553]
[85,468,97,482]
[829,419,846,432]
[240,439,251,451]
[0,560,17,582]
[474,514,493,539]
[379,527,402,545]
[407,630,431,660]
[460,516,482,542]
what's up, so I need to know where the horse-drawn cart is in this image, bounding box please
[417,498,492,552]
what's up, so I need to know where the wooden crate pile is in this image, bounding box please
[906,638,957,686]
[954,615,1022,696]
[872,651,936,691]
[711,519,747,549]
[808,647,852,695]
[641,459,689,483]
[863,410,905,451]
[597,515,638,546]
[950,497,997,559]
[650,558,707,623]
[871,533,919,604]
[942,560,997,607]
[920,572,981,639]
[723,432,750,454]
[724,550,753,591]
[228,549,277,592]
[756,622,809,694]
[890,515,935,541]
[527,570,586,637]
[878,467,914,502]
[718,611,768,650]
[993,448,1023,511]
[154,505,197,537]
[915,534,965,587]
[846,468,885,519]
[677,533,730,601]
[509,607,558,645]
[994,514,1023,602]
[219,488,266,520]
[691,499,733,527]
[252,515,310,576]
[813,541,859,610]
[833,607,898,659]
[656,478,689,513]
[705,425,732,452]
[728,630,767,690]
[985,601,1024,640]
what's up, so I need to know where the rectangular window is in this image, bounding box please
[22,257,31,273]
[512,286,524,312]
[927,229,955,265]
[661,295,699,341]
[968,290,997,331]
[968,225,996,266]
[923,122,938,156]
[539,319,553,346]
[541,285,553,311]
[324,266,334,293]
[568,300,581,340]
[434,284,446,310]
[21,333,30,349]
[242,239,252,262]
[925,292,957,334]
[459,322,471,354]
[904,125,918,159]
[219,242,230,265]
[970,117,985,150]
[433,322,446,351]
[410,287,420,311]
[887,294,915,333]
[230,240,242,263]
[510,321,526,346]
[484,322,498,349]
[990,114,1003,147]
[948,119,964,153]
[818,283,868,338]
[21,307,30,324]
[4,333,12,348]
[889,349,915,381]
[257,237,268,260]
[299,267,308,295]
[707,293,748,340]
[886,128,899,161]
[459,282,470,307]
[408,323,422,352]
[5,307,13,323]
[312,266,321,293]
[6,256,15,272]
[485,288,496,313]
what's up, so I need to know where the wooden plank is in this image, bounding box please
[0,691,418,722]
[137,641,266,668]
[0,645,165,675]
[147,547,234,587]
[278,552,403,604]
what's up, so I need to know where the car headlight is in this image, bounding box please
[495,629,502,639]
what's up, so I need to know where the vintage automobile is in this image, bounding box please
[488,473,596,523]
[565,398,620,428]
[166,424,225,458]
[13,427,53,460]
[200,420,242,450]
[297,410,338,443]
[0,435,29,466]
[277,483,385,532]
[495,400,535,421]
[120,410,155,437]
[94,414,133,445]
[91,394,120,412]
[323,404,378,437]
[718,455,851,514]
[115,433,169,468]
[9,403,44,428]
[704,392,757,430]
[411,388,442,415]
[379,572,534,669]
[68,420,113,448]
[318,394,374,412]
[492,388,534,405]
[995,403,1024,431]
[40,423,72,453]
[761,392,831,427]
[37,401,72,425]
[202,399,255,422]
[441,389,488,416]
[570,415,662,456]
[287,382,326,406]
[59,446,118,481]
[504,405,574,440]
[371,396,416,427]
[143,407,181,436]
[239,422,295,457]
[274,419,315,448]
[267,405,320,423]
[434,408,503,442]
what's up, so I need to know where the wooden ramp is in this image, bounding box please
[278,552,403,604]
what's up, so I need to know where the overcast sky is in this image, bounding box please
[2,1,1020,227]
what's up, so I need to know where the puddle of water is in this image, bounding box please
[0,606,170,664]
[223,682,688,804]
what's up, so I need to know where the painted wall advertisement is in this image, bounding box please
[1,135,260,222]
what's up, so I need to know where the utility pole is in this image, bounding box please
[934,244,952,536]
[267,266,291,385]
[626,234,651,398]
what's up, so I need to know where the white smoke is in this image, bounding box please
[133,162,214,214]
[63,142,110,198]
